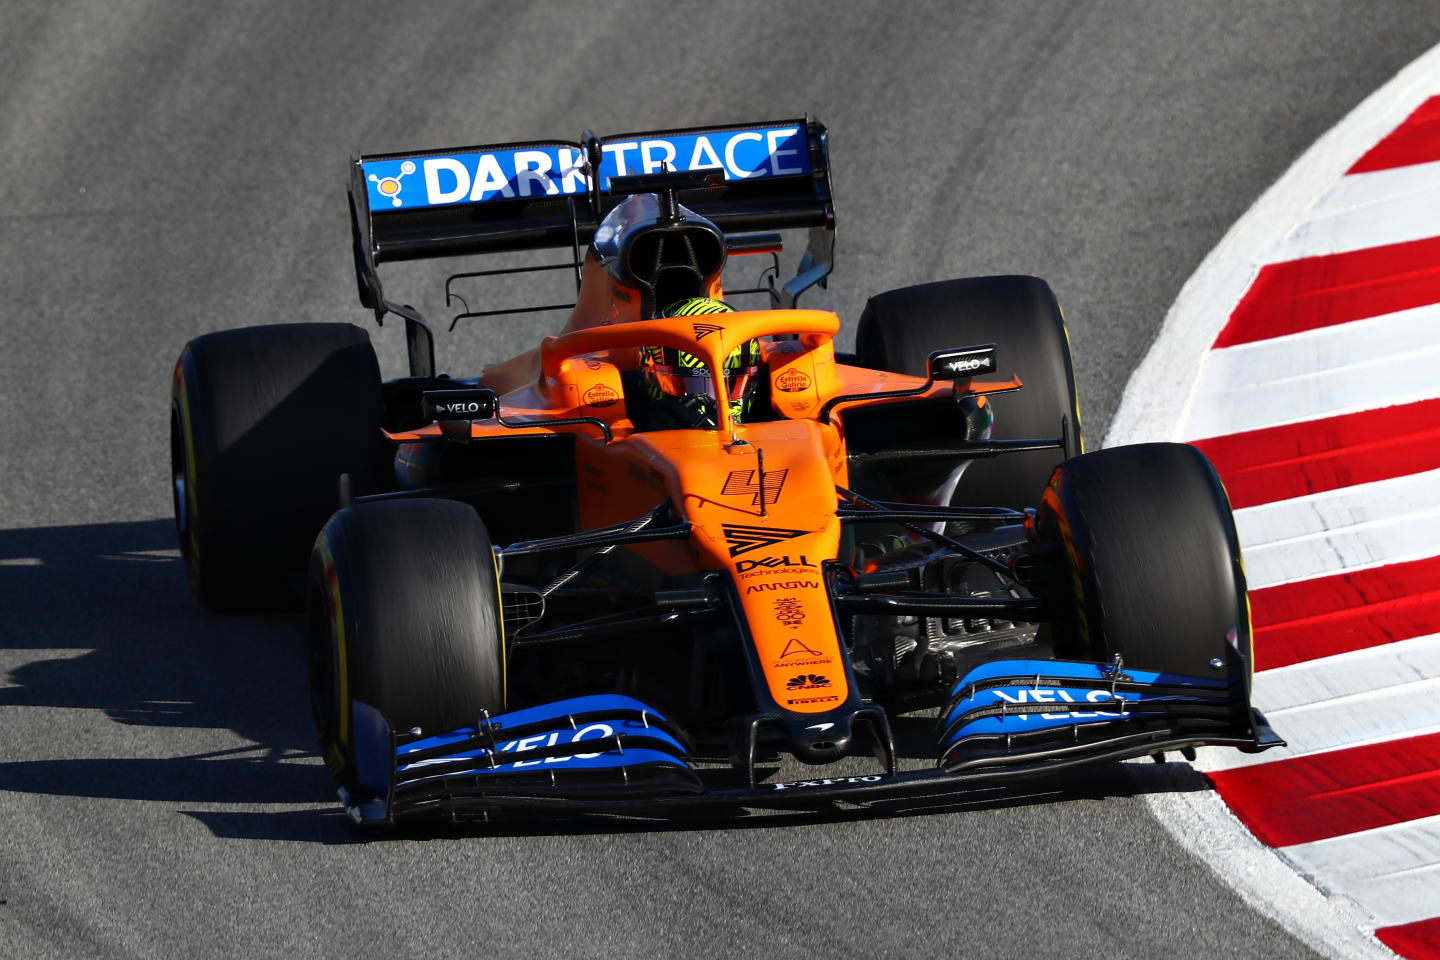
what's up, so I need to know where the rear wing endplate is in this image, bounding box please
[348,118,834,377]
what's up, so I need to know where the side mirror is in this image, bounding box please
[817,343,999,425]
[928,344,997,381]
[421,388,499,421]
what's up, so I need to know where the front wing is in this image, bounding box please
[338,660,1282,826]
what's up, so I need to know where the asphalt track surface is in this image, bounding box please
[4,3,1440,958]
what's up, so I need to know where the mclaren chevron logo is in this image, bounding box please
[692,322,722,340]
[721,523,808,557]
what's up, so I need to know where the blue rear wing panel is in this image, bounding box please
[599,125,811,185]
[361,143,589,211]
[350,118,831,289]
[359,124,812,213]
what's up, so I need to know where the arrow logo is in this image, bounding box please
[692,322,722,341]
[721,523,809,557]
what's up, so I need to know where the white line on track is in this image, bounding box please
[1272,158,1440,261]
[1281,815,1440,928]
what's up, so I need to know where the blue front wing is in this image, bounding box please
[340,661,1278,826]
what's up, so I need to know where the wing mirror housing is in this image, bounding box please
[418,386,617,445]
[820,343,1002,423]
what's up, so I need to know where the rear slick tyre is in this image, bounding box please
[171,322,385,612]
[855,276,1083,511]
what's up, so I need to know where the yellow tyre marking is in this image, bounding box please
[1235,519,1257,687]
[177,361,203,566]
[1214,472,1256,687]
[492,546,507,709]
[1244,590,1256,687]
[1056,303,1085,454]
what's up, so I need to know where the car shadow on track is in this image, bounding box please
[0,518,339,819]
[0,518,1213,845]
[184,759,1213,844]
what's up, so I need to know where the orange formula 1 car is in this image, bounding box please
[170,119,1280,825]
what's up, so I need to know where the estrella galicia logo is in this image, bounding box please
[775,368,811,392]
[582,384,620,408]
[722,523,807,557]
[786,674,830,690]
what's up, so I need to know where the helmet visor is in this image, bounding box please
[648,363,760,402]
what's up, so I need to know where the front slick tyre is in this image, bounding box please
[1035,443,1253,680]
[308,499,505,795]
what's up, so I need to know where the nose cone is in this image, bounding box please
[791,732,851,765]
[784,712,855,765]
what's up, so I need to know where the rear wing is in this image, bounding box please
[348,118,834,377]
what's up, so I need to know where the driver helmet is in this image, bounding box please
[639,299,762,427]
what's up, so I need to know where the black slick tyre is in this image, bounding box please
[308,499,506,793]
[1034,443,1253,680]
[170,322,385,612]
[855,276,1082,510]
